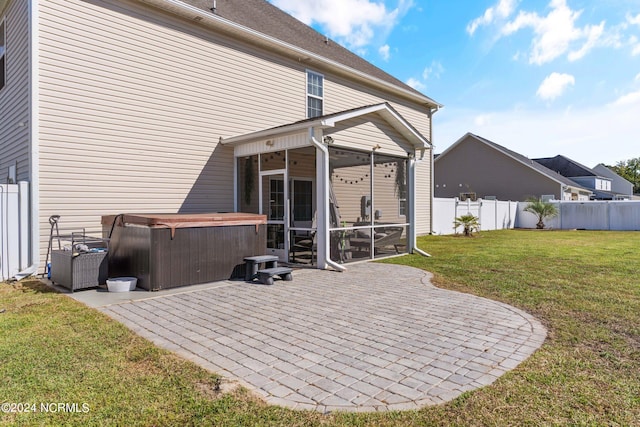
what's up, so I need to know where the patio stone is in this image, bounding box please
[95,263,546,412]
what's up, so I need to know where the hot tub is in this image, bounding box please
[102,213,266,291]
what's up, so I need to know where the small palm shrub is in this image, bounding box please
[523,197,558,229]
[454,214,480,237]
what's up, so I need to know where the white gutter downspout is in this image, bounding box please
[309,128,346,272]
[16,0,41,279]
[410,151,431,258]
[409,105,437,258]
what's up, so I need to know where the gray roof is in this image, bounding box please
[464,133,589,189]
[533,155,599,178]
[180,0,437,105]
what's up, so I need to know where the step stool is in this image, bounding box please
[257,267,293,285]
[243,255,278,281]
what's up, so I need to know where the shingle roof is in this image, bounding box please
[466,134,588,189]
[179,0,438,105]
[533,155,598,178]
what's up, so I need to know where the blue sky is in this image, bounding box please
[269,0,640,167]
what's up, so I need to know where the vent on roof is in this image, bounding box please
[211,0,217,14]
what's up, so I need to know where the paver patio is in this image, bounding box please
[96,263,546,412]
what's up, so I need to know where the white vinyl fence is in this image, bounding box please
[516,200,640,230]
[0,182,31,281]
[433,198,518,235]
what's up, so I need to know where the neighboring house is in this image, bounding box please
[434,133,592,201]
[592,164,634,199]
[533,155,627,200]
[0,0,440,273]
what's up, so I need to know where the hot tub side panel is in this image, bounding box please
[106,224,152,290]
[108,223,266,291]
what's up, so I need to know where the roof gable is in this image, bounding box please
[436,133,589,190]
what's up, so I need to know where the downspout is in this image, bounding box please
[309,128,346,272]
[429,106,437,237]
[412,107,437,258]
[411,152,431,258]
[16,0,40,279]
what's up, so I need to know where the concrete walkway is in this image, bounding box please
[86,263,546,413]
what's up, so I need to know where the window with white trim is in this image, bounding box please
[0,19,6,91]
[306,70,323,118]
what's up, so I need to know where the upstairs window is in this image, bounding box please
[306,70,323,118]
[0,19,5,91]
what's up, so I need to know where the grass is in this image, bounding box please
[1,230,639,425]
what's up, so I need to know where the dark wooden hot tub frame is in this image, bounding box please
[102,213,267,291]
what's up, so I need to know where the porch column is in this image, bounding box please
[312,128,328,269]
[407,153,416,254]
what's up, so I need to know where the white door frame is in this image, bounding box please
[259,168,289,260]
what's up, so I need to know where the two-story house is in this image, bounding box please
[533,156,631,200]
[0,0,440,274]
[592,164,635,199]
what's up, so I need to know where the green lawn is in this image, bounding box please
[1,230,639,426]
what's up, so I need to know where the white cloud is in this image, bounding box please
[467,0,517,35]
[471,0,622,65]
[567,21,605,61]
[405,60,444,92]
[270,0,412,49]
[628,13,640,26]
[536,72,575,101]
[422,61,444,80]
[474,114,494,126]
[609,90,640,107]
[630,35,640,56]
[502,0,608,65]
[378,44,391,61]
[405,77,426,91]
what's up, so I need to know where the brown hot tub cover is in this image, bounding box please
[102,213,266,238]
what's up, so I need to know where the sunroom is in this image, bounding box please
[222,103,431,270]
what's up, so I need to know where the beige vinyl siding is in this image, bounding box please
[325,115,413,157]
[435,136,561,201]
[0,0,29,182]
[37,0,310,259]
[36,0,433,263]
[324,73,432,140]
[415,158,431,234]
[331,163,369,224]
[331,162,406,226]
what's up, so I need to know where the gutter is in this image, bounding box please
[309,129,346,272]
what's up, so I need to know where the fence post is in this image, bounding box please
[19,181,30,269]
[558,200,562,230]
